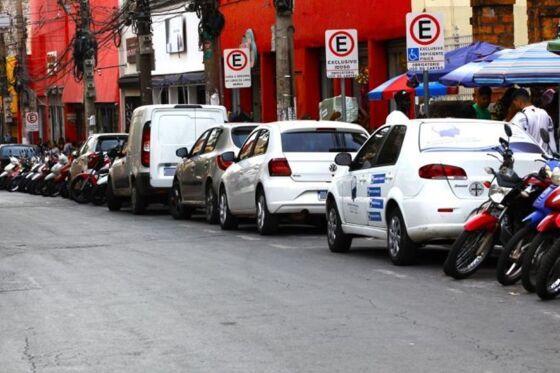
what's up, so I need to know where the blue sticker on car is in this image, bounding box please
[368,211,382,222]
[367,187,381,197]
[371,174,385,184]
[370,198,384,209]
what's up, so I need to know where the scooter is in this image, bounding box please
[70,152,111,204]
[42,154,70,197]
[444,124,547,280]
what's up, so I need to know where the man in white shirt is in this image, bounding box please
[510,89,557,153]
[386,90,410,124]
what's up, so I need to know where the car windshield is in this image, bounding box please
[419,122,542,154]
[97,138,126,152]
[231,127,257,148]
[281,131,367,153]
[0,146,36,158]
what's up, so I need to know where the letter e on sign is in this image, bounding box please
[325,29,359,79]
[224,48,252,89]
[406,12,445,71]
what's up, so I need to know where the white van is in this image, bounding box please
[107,104,228,214]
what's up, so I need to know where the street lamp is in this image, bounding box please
[548,24,560,55]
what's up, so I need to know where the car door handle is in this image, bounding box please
[385,175,394,181]
[359,178,368,184]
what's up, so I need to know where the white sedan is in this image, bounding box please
[326,118,544,265]
[218,121,369,234]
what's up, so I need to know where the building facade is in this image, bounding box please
[118,3,205,132]
[219,0,411,128]
[27,0,120,145]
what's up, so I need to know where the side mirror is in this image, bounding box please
[176,147,189,158]
[71,150,78,158]
[221,151,236,163]
[504,123,513,138]
[540,128,551,144]
[485,167,495,175]
[334,152,352,166]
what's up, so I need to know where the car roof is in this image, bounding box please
[256,120,368,132]
[394,118,510,126]
[91,133,128,138]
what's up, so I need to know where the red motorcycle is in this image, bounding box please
[70,152,110,204]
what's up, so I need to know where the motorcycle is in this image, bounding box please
[41,154,71,197]
[535,225,560,300]
[496,145,560,286]
[0,156,21,190]
[70,152,111,204]
[444,124,546,279]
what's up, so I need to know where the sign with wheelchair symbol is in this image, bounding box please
[408,48,420,61]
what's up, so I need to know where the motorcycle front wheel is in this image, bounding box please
[496,225,535,286]
[70,177,93,204]
[535,240,560,300]
[444,229,495,279]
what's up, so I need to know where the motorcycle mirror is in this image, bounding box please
[540,128,551,144]
[485,167,495,175]
[504,123,513,138]
[499,137,509,148]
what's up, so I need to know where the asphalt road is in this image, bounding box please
[0,192,559,372]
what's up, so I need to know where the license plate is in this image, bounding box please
[164,167,176,177]
[318,190,328,201]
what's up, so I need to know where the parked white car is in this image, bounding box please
[326,119,544,265]
[218,121,369,234]
[107,104,227,214]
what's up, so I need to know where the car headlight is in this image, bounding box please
[489,184,511,204]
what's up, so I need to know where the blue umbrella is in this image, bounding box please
[407,41,503,82]
[473,42,560,85]
[439,49,511,87]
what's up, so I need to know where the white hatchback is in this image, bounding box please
[218,121,369,234]
[326,119,544,265]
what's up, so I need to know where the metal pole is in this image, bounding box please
[137,0,154,106]
[341,78,347,122]
[423,69,430,118]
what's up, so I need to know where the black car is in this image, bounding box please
[0,144,39,169]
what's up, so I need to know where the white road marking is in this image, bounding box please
[269,244,294,249]
[236,235,261,241]
[374,269,409,279]
[542,310,560,320]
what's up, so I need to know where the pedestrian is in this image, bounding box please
[495,87,518,121]
[63,139,73,155]
[510,88,557,152]
[386,90,410,124]
[473,86,492,120]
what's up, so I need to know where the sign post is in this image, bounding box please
[325,29,359,122]
[406,12,445,118]
[25,112,39,132]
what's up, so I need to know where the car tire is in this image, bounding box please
[106,178,123,212]
[219,188,238,230]
[387,208,417,266]
[169,181,191,220]
[256,191,278,235]
[205,185,219,224]
[131,181,146,215]
[326,200,352,253]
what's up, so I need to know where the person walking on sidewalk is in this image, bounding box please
[511,88,557,153]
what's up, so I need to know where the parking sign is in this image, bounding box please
[406,13,445,71]
[325,29,359,79]
[223,48,252,89]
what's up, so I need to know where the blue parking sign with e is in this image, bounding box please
[408,48,420,61]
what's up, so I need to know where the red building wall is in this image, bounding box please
[220,0,410,128]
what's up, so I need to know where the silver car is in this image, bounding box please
[170,124,258,222]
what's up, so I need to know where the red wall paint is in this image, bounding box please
[219,0,410,127]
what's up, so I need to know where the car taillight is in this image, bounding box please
[268,158,292,177]
[141,123,150,167]
[419,164,467,180]
[216,155,232,171]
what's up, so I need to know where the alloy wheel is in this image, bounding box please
[206,189,214,220]
[388,216,402,257]
[257,196,265,230]
[219,192,227,225]
[327,206,337,245]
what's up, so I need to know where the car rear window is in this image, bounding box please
[419,122,542,154]
[0,146,36,158]
[96,138,127,152]
[231,126,257,148]
[281,131,367,153]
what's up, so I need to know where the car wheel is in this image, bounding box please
[387,208,417,266]
[327,201,352,253]
[205,185,219,224]
[131,182,146,215]
[169,181,191,220]
[219,188,238,230]
[256,191,278,235]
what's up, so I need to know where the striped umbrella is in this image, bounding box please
[473,42,560,85]
[368,74,451,101]
[439,49,512,87]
